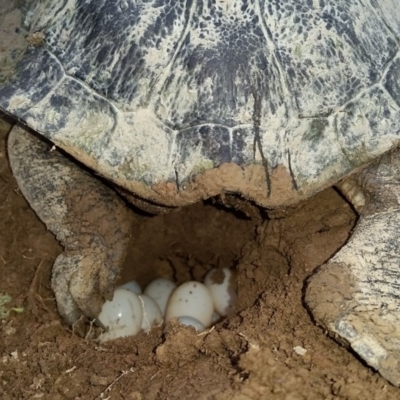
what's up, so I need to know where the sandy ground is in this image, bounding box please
[1,117,399,399]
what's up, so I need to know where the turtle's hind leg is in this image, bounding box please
[306,148,400,386]
[7,125,132,327]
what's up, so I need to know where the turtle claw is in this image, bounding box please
[59,205,131,327]
[51,253,83,326]
[306,212,400,386]
[52,250,110,326]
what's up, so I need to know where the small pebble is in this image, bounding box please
[293,346,307,356]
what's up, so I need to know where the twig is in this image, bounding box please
[98,367,135,398]
[150,370,160,381]
[64,366,77,374]
[71,315,85,335]
[197,325,215,337]
[238,332,260,350]
[84,318,96,340]
[27,259,49,316]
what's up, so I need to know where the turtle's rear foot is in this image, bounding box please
[306,150,400,386]
[307,212,400,385]
[8,126,132,327]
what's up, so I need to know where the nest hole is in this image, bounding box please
[118,199,262,303]
[117,189,356,323]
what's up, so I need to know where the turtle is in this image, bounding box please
[1,0,400,386]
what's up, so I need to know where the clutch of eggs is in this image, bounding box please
[97,268,236,342]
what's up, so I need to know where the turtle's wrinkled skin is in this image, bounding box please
[1,0,400,386]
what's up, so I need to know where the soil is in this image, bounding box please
[1,117,399,400]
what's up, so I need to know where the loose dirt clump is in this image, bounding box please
[1,118,399,399]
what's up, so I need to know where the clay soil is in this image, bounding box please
[1,117,399,400]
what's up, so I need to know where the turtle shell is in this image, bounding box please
[1,0,400,207]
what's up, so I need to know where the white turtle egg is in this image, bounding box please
[98,288,143,342]
[118,280,142,294]
[177,316,205,332]
[165,281,214,327]
[138,294,163,332]
[204,268,236,316]
[144,278,176,315]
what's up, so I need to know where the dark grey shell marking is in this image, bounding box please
[1,0,400,200]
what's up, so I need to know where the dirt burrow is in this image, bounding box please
[1,118,399,399]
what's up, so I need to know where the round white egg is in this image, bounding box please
[118,280,142,294]
[98,288,143,342]
[144,278,176,315]
[177,316,205,332]
[204,268,236,316]
[165,281,214,327]
[138,294,163,332]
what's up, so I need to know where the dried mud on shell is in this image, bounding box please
[1,118,399,399]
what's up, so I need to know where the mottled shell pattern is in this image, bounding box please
[0,0,400,207]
